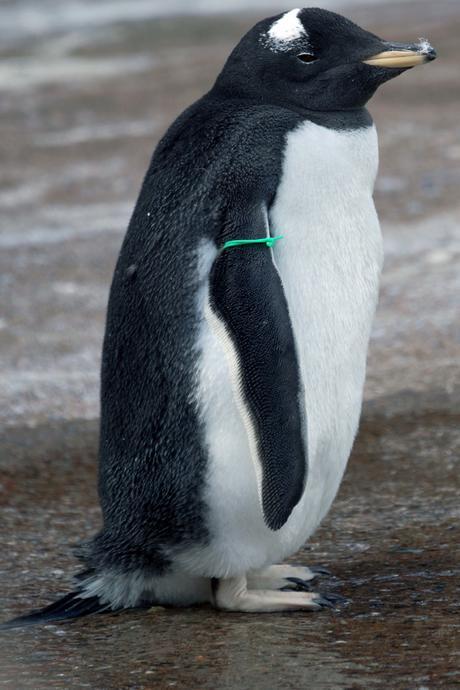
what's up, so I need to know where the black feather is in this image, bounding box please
[0,591,110,630]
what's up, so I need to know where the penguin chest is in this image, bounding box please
[187,121,382,578]
[269,120,383,524]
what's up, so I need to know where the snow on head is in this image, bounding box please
[263,9,308,52]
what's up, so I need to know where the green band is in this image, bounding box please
[222,235,283,250]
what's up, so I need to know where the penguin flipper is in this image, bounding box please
[208,215,307,531]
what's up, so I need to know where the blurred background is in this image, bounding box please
[0,1,459,688]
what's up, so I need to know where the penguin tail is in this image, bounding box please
[0,590,110,631]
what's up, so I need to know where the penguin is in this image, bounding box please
[1,8,436,627]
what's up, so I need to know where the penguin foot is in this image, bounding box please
[247,564,330,592]
[213,575,334,613]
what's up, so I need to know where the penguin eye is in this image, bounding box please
[297,53,317,63]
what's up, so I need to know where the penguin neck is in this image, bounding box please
[284,106,373,131]
[208,86,372,131]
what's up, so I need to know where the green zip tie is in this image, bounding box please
[222,235,283,250]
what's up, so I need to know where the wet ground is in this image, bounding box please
[0,0,459,688]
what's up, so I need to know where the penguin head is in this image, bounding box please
[214,8,436,111]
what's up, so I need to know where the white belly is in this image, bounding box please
[270,120,382,527]
[181,120,383,578]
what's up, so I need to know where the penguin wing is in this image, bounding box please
[207,208,307,531]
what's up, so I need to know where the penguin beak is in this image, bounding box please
[363,40,437,68]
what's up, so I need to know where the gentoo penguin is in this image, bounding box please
[2,8,436,627]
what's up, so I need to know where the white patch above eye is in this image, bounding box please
[416,37,433,54]
[263,8,309,53]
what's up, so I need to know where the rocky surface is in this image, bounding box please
[0,1,459,688]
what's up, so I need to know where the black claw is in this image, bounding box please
[284,577,312,592]
[313,596,336,609]
[309,566,332,576]
[321,592,349,604]
[314,592,350,608]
